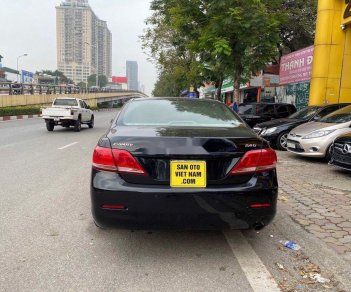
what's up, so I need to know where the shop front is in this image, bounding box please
[278,46,314,110]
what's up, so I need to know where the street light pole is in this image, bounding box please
[16,54,28,82]
[84,41,98,88]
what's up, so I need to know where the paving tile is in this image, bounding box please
[337,222,351,228]
[340,236,351,244]
[326,242,350,254]
[307,224,325,232]
[278,159,351,259]
[324,237,342,244]
[306,213,325,220]
[330,230,349,239]
[321,223,342,231]
[328,217,345,224]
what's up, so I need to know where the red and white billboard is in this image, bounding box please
[279,46,314,85]
[112,76,128,83]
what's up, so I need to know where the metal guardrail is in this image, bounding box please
[0,82,143,96]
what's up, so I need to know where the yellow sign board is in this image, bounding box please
[170,161,207,188]
[342,0,351,25]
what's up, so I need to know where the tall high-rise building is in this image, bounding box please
[126,61,138,90]
[56,0,112,84]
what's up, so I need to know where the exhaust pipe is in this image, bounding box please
[253,222,265,231]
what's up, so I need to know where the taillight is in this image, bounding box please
[230,148,277,175]
[112,149,146,175]
[92,146,146,175]
[92,146,117,171]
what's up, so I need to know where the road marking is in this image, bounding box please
[58,142,78,150]
[224,230,280,292]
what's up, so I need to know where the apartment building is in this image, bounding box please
[126,61,138,91]
[56,0,112,84]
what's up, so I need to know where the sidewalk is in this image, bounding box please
[277,152,351,262]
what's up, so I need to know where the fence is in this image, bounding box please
[0,82,131,96]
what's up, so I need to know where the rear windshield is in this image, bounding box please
[54,99,78,106]
[289,107,320,119]
[119,99,243,127]
[320,106,351,123]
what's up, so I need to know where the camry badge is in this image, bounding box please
[342,144,351,154]
[113,142,134,147]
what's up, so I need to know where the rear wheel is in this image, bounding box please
[276,131,289,150]
[74,117,81,132]
[88,115,94,128]
[46,121,54,132]
[94,221,106,230]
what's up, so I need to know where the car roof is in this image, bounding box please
[238,102,294,106]
[131,97,222,104]
[321,103,351,107]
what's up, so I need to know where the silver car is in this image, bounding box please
[286,105,351,159]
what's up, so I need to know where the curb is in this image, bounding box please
[97,108,121,112]
[0,114,41,122]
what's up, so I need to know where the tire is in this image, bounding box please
[325,145,332,162]
[94,221,106,230]
[74,116,81,132]
[88,115,94,128]
[46,121,54,132]
[276,131,289,150]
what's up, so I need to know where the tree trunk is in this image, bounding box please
[233,73,241,104]
[215,78,223,101]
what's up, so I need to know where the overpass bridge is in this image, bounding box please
[0,82,148,108]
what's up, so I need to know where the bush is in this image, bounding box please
[0,106,41,117]
[90,106,99,111]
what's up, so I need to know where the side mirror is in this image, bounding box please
[87,105,90,109]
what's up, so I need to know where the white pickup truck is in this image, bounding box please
[42,97,94,132]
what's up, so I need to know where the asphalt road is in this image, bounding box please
[0,112,349,291]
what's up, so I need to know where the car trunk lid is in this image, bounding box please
[107,126,264,185]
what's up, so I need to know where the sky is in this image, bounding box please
[0,0,157,95]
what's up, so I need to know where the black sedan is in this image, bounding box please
[329,133,351,171]
[91,98,278,230]
[253,104,350,150]
[238,102,297,127]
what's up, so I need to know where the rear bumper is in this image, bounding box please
[91,170,278,230]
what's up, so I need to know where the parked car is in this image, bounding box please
[91,98,278,230]
[238,102,297,127]
[253,104,350,150]
[286,105,351,159]
[329,133,351,171]
[41,97,94,132]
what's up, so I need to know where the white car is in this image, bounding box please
[41,97,94,132]
[286,105,351,159]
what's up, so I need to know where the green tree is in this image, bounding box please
[264,0,317,60]
[144,0,281,101]
[152,69,189,97]
[36,70,69,84]
[77,82,87,88]
[87,74,108,88]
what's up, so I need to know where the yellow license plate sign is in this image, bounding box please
[170,161,207,188]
